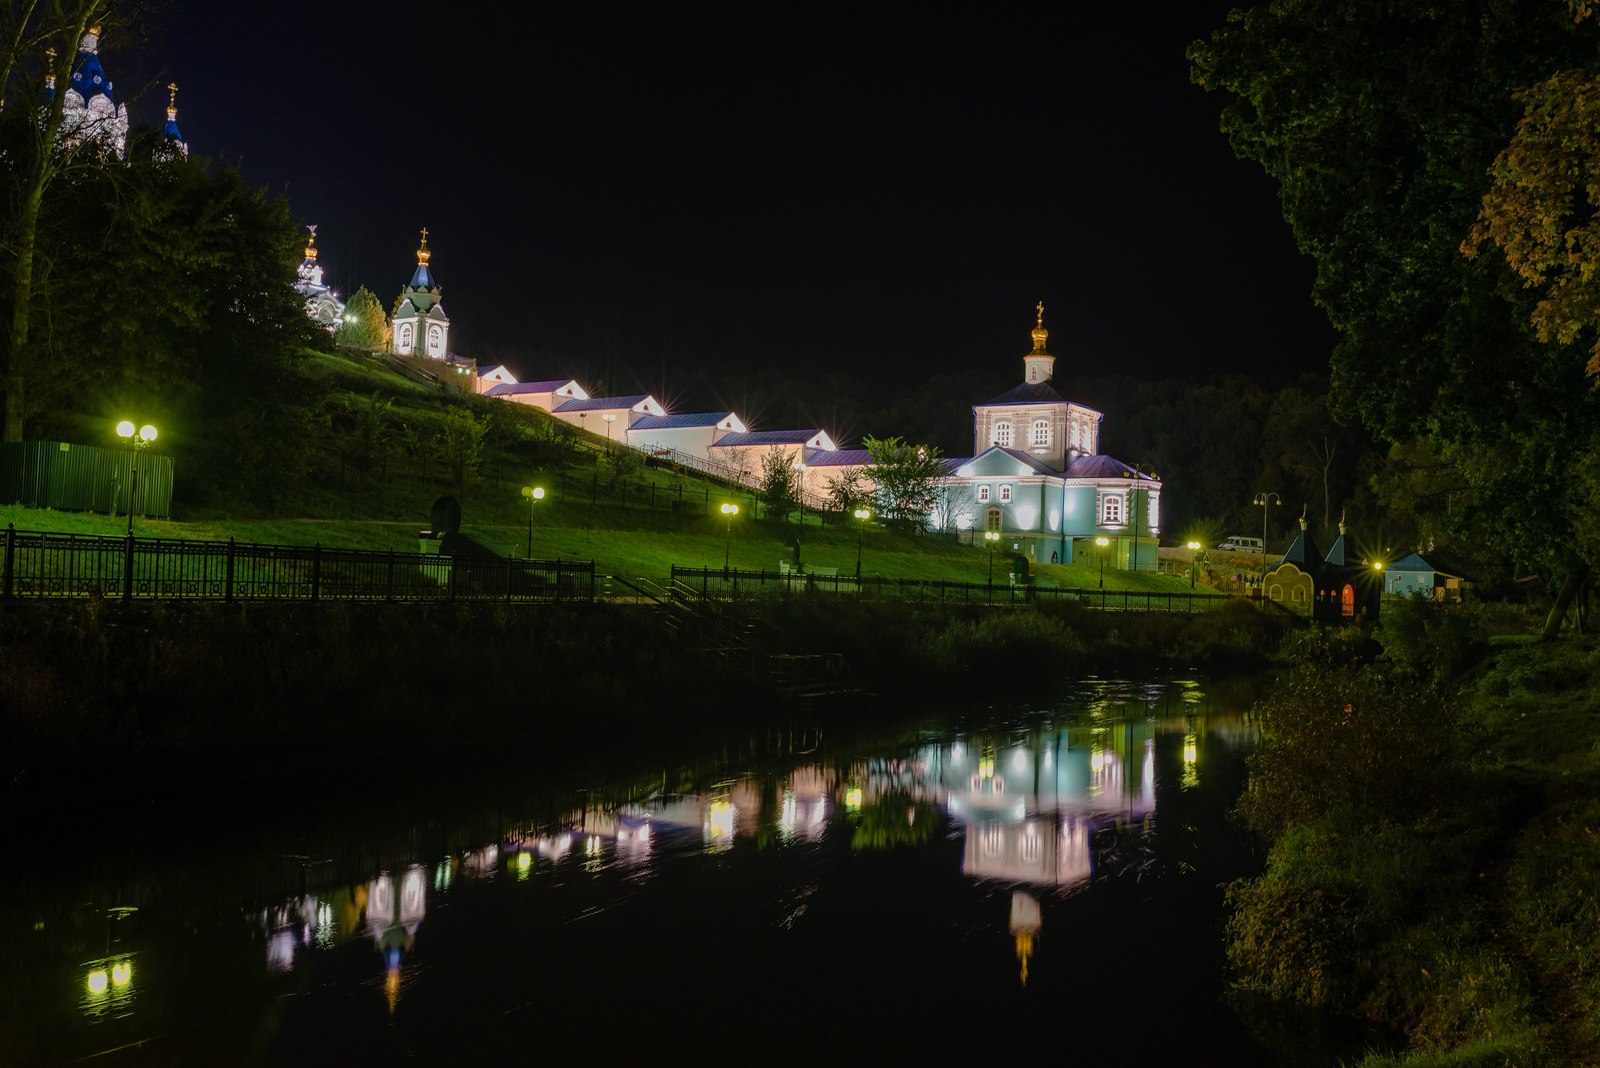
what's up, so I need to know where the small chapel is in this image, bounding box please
[391,229,452,361]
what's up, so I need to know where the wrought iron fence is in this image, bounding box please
[0,526,593,604]
[666,565,1236,612]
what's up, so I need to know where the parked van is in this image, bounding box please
[1217,536,1264,554]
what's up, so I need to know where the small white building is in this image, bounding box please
[484,378,588,410]
[626,412,747,458]
[709,429,838,485]
[551,395,667,439]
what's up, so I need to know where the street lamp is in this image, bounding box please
[602,413,616,442]
[520,485,545,557]
[1252,491,1282,587]
[853,507,871,579]
[115,420,157,535]
[984,530,1000,586]
[721,503,739,571]
[1186,540,1201,589]
[1095,535,1110,589]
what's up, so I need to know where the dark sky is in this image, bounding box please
[129,2,1335,405]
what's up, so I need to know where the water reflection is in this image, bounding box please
[3,678,1263,1062]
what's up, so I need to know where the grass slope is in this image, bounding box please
[4,347,1208,591]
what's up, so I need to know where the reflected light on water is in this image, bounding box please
[80,956,135,1018]
[705,800,736,847]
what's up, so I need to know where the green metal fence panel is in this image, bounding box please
[0,441,174,517]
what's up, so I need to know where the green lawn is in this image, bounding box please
[1,347,1211,592]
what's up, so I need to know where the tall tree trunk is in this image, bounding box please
[1540,563,1592,640]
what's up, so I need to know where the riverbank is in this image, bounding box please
[1221,600,1600,1065]
[0,597,1294,817]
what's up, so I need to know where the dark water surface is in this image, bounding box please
[3,678,1295,1064]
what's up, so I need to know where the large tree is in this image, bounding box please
[0,1,129,442]
[1191,0,1600,632]
[863,435,945,530]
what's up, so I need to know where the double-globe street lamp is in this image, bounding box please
[520,485,545,557]
[721,503,739,572]
[1186,540,1201,589]
[854,507,871,580]
[1252,491,1282,589]
[984,530,1000,586]
[115,420,158,535]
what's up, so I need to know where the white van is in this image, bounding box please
[1217,536,1264,554]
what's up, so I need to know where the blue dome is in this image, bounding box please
[68,49,117,108]
[409,263,435,290]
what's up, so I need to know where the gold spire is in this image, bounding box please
[1299,503,1308,530]
[304,224,318,262]
[1339,508,1347,535]
[1031,300,1049,353]
[417,227,431,266]
[166,82,178,122]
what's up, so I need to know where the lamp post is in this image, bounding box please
[721,503,739,572]
[1252,491,1282,587]
[602,413,615,442]
[115,420,157,535]
[1186,540,1201,589]
[1095,535,1110,589]
[520,485,545,557]
[984,530,1000,587]
[853,507,871,579]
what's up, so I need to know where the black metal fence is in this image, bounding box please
[667,565,1236,612]
[0,526,593,604]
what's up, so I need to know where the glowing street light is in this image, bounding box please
[1186,540,1201,589]
[520,485,545,557]
[854,507,871,580]
[1252,491,1282,588]
[984,530,1000,586]
[1095,535,1110,589]
[602,413,616,442]
[721,503,739,572]
[115,420,158,535]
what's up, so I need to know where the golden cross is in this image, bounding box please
[1036,300,1045,325]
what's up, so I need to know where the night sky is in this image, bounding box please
[129,2,1334,409]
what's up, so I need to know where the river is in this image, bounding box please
[0,676,1318,1064]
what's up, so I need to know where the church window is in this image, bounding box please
[986,508,1002,533]
[398,323,413,350]
[1032,420,1050,447]
[1341,584,1355,617]
[999,485,1012,503]
[994,421,1013,447]
[1101,493,1123,526]
[1147,491,1159,532]
[978,485,991,503]
[1070,424,1080,450]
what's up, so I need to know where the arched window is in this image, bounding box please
[986,507,1002,533]
[994,421,1013,447]
[1032,419,1050,447]
[398,323,413,350]
[1341,584,1355,617]
[1101,493,1123,526]
[978,484,991,502]
[999,485,1012,503]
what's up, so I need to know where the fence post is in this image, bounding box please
[555,559,563,604]
[2,523,12,598]
[386,550,395,602]
[225,537,236,602]
[311,544,322,602]
[590,559,596,603]
[122,531,135,603]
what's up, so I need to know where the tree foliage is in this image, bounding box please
[757,446,801,520]
[335,286,386,349]
[1190,0,1600,625]
[863,435,943,530]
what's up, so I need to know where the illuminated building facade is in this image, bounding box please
[390,229,451,360]
[294,225,346,332]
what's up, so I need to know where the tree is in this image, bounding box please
[1,3,138,442]
[757,446,801,520]
[1190,0,1600,634]
[335,286,386,349]
[602,441,643,488]
[339,392,392,486]
[863,435,945,530]
[823,467,871,516]
[439,407,486,490]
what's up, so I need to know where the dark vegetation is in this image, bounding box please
[1223,599,1600,1065]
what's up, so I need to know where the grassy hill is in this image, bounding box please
[2,346,1206,591]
